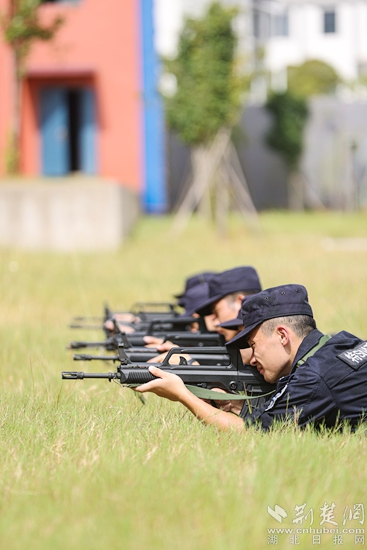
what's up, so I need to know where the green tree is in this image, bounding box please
[164,2,244,146]
[265,60,341,209]
[265,91,309,209]
[287,59,341,99]
[266,91,309,170]
[0,0,63,173]
[164,2,258,235]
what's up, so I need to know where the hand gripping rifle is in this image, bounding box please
[62,346,275,415]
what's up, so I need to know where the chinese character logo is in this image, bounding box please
[268,505,288,523]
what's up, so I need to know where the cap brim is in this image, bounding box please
[226,320,260,348]
[196,288,261,317]
[182,307,198,317]
[195,292,225,317]
[217,317,243,330]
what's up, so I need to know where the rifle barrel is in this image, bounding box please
[73,354,119,361]
[69,324,103,330]
[62,371,117,380]
[68,340,114,349]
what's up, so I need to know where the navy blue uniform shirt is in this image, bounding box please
[243,329,367,430]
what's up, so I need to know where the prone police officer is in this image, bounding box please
[135,284,367,432]
[144,266,262,364]
[195,266,262,346]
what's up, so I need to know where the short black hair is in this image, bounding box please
[260,315,316,339]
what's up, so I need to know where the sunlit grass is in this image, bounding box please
[0,211,367,549]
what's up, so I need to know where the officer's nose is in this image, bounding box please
[249,352,257,367]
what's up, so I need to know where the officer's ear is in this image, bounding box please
[276,326,290,347]
[235,294,245,308]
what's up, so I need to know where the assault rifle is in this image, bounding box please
[70,302,182,329]
[73,342,232,365]
[68,318,225,351]
[62,346,275,409]
[127,314,208,335]
[68,331,224,350]
[129,302,182,321]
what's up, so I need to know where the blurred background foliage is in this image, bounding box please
[287,59,342,99]
[164,2,245,146]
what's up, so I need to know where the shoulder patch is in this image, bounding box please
[338,341,367,370]
[264,383,288,411]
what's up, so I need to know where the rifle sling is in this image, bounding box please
[126,383,269,400]
[185,385,274,400]
[294,334,331,369]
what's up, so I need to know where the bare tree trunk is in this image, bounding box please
[192,144,211,220]
[6,0,21,173]
[215,163,229,238]
[171,129,231,235]
[171,127,260,236]
[288,169,304,211]
[8,48,21,173]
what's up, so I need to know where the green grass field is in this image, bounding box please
[1,211,367,550]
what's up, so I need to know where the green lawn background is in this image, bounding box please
[0,212,367,550]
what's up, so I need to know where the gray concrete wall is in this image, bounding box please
[167,98,367,212]
[234,106,289,210]
[0,178,140,251]
[302,97,367,210]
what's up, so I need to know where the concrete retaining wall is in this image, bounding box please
[0,178,140,251]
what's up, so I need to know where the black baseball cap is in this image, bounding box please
[180,282,210,316]
[195,266,262,317]
[226,284,314,348]
[174,271,216,302]
[217,313,243,330]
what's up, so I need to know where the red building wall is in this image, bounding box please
[0,0,142,192]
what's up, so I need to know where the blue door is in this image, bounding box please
[79,88,97,174]
[40,87,97,176]
[40,88,69,176]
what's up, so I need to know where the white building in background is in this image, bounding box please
[155,0,367,209]
[154,0,255,58]
[153,0,208,58]
[262,0,367,82]
[154,0,367,84]
[154,0,258,99]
